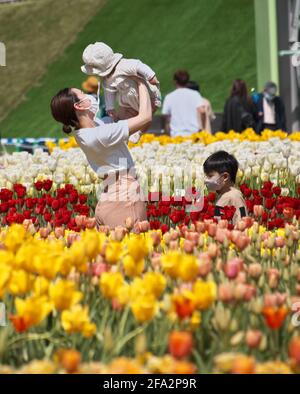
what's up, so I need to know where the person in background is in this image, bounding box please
[162,70,205,137]
[222,79,257,133]
[255,81,286,133]
[186,80,215,134]
[203,150,247,225]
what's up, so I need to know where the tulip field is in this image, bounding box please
[1,129,300,374]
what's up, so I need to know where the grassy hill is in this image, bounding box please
[0,0,256,138]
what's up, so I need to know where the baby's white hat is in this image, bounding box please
[81,42,123,77]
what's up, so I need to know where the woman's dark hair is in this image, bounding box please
[50,88,80,134]
[186,80,200,92]
[203,150,239,183]
[230,79,252,104]
[174,70,190,87]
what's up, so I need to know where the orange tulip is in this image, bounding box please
[9,315,30,333]
[232,355,255,374]
[262,306,289,329]
[55,349,81,373]
[168,331,193,359]
[288,337,300,364]
[173,294,195,319]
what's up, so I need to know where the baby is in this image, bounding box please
[81,42,161,143]
[203,150,247,225]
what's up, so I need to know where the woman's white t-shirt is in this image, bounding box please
[73,118,134,177]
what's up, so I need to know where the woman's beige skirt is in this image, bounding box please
[95,172,147,229]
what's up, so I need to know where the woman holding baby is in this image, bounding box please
[50,43,156,229]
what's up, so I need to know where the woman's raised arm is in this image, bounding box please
[127,80,152,135]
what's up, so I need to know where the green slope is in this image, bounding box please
[0,0,105,130]
[0,0,256,138]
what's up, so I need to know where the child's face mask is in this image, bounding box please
[205,174,224,191]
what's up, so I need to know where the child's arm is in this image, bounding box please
[136,61,159,84]
[122,59,159,85]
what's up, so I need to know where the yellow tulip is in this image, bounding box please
[177,255,199,282]
[131,294,158,322]
[161,251,181,279]
[3,224,27,253]
[61,305,96,337]
[105,241,122,264]
[99,272,124,299]
[192,280,217,310]
[123,255,144,277]
[8,269,34,295]
[143,272,166,298]
[33,277,50,296]
[49,280,83,311]
[127,235,148,262]
[0,264,11,298]
[14,295,53,329]
[68,241,88,273]
[82,230,102,260]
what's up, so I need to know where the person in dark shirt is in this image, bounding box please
[222,79,257,133]
[255,81,286,133]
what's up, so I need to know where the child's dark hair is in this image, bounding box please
[203,151,239,183]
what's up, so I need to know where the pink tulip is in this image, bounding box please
[198,253,212,277]
[97,225,110,235]
[75,215,86,227]
[125,216,134,229]
[225,258,243,279]
[169,240,179,250]
[264,294,278,307]
[276,292,287,306]
[207,243,219,258]
[183,240,194,254]
[39,227,50,239]
[113,226,127,241]
[195,221,205,234]
[234,235,251,251]
[67,233,81,246]
[234,283,247,300]
[93,262,110,277]
[170,230,179,241]
[248,263,262,278]
[275,237,285,248]
[253,205,264,217]
[241,217,254,229]
[86,217,96,229]
[215,228,228,244]
[218,283,234,303]
[151,231,162,247]
[230,230,241,244]
[151,253,161,269]
[54,227,65,239]
[218,219,228,229]
[186,232,199,245]
[246,330,262,349]
[207,223,217,237]
[244,285,256,301]
[112,298,123,311]
[236,272,247,284]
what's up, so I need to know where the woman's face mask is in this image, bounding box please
[77,82,100,120]
[205,174,224,191]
